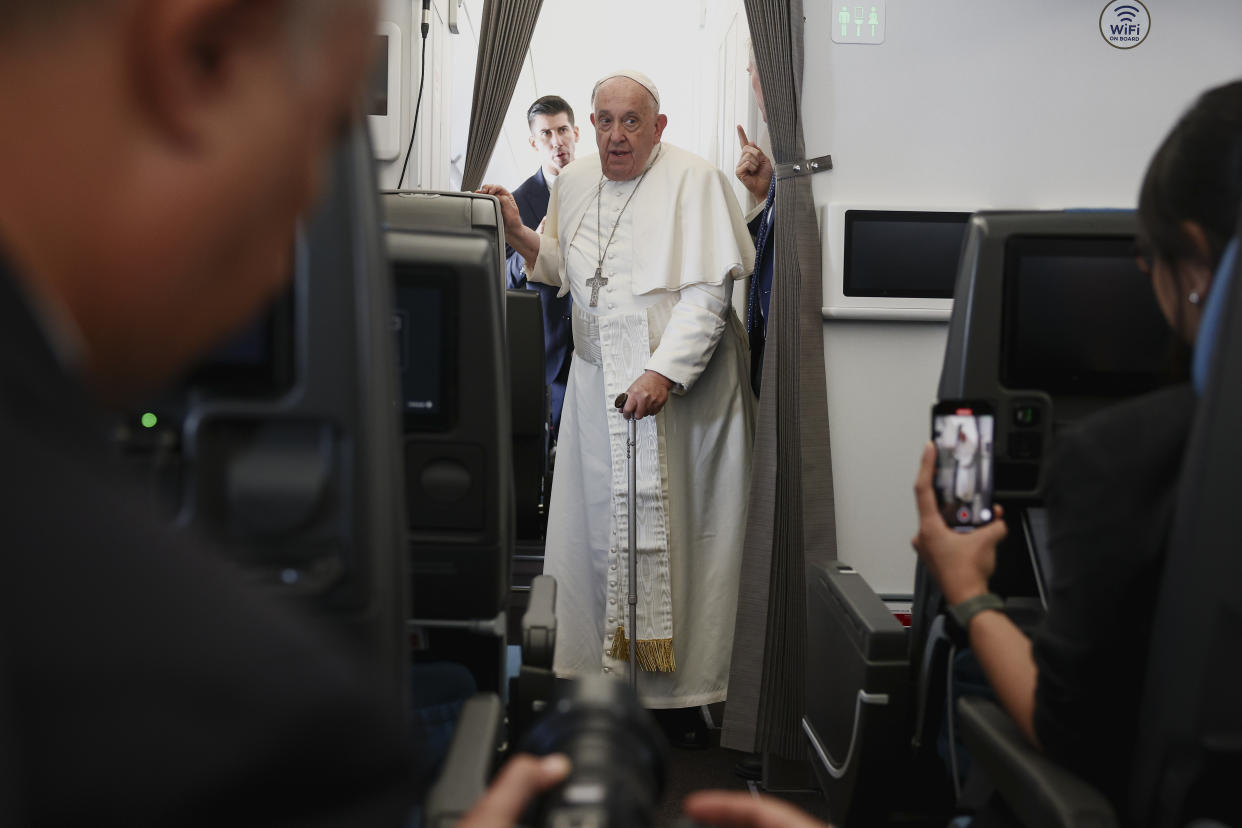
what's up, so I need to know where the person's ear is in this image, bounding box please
[127,0,284,147]
[590,113,597,129]
[529,134,537,151]
[1181,220,1216,299]
[572,125,580,143]
[654,114,668,140]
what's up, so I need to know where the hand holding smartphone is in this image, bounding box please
[931,401,995,529]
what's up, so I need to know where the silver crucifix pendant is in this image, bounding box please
[586,267,608,307]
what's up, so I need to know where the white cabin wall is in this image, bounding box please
[697,0,758,209]
[804,0,1242,594]
[695,0,756,321]
[422,0,453,191]
[376,0,411,189]
[377,0,454,192]
[376,0,539,192]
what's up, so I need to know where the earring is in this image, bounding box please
[1189,291,1202,305]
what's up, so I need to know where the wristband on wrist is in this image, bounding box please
[948,592,1004,631]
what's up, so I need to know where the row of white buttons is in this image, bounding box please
[606,545,621,663]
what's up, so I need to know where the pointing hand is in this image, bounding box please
[735,125,773,203]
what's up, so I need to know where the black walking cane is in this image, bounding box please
[614,393,639,692]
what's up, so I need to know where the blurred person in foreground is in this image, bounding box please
[0,0,567,823]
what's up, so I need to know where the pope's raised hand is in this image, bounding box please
[735,125,773,203]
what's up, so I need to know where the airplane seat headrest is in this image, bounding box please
[1130,211,1242,826]
[1193,237,1239,395]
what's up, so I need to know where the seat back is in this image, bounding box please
[1130,229,1242,827]
[937,209,1183,500]
[506,289,549,540]
[803,562,919,826]
[383,191,513,624]
[115,123,409,713]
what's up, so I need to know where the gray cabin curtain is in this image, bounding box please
[459,0,544,193]
[722,0,838,758]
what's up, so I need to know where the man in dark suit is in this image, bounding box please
[0,1,567,823]
[505,95,580,438]
[735,48,776,397]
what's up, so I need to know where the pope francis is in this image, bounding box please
[481,70,756,717]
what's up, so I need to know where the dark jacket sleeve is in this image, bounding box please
[504,171,549,290]
[1031,384,1195,808]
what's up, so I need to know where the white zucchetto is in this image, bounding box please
[590,70,660,111]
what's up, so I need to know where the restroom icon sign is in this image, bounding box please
[832,0,886,45]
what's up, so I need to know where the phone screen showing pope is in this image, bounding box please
[931,401,995,529]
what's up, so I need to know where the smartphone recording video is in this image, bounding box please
[931,401,995,529]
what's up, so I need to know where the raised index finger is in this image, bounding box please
[737,124,749,149]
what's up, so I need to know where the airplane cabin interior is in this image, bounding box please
[7,1,1242,827]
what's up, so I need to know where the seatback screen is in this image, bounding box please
[1001,235,1183,398]
[393,266,456,431]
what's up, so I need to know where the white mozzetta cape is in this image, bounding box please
[535,144,756,296]
[527,143,757,708]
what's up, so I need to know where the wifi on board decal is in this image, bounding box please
[1100,0,1151,49]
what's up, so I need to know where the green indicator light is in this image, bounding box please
[141,412,158,429]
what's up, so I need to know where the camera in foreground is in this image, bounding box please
[521,675,668,828]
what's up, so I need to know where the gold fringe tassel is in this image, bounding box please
[607,626,677,673]
[608,625,629,660]
[636,638,677,672]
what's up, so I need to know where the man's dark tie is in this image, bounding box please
[747,176,776,395]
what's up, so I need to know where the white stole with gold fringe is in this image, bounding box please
[578,300,678,672]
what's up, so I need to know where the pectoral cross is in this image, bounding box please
[586,268,608,308]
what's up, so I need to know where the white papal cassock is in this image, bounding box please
[526,142,756,708]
